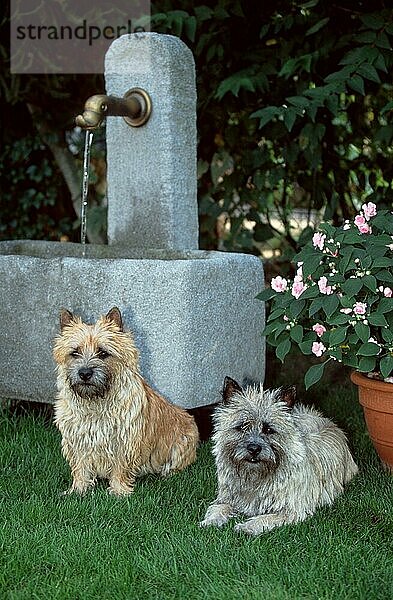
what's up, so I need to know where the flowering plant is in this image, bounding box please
[259,203,393,389]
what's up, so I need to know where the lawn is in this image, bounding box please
[0,358,392,600]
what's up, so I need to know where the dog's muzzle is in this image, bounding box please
[244,439,276,465]
[69,365,110,399]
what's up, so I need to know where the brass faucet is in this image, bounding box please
[75,88,152,129]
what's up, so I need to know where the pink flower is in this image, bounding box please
[312,232,326,250]
[318,276,333,295]
[311,341,326,357]
[271,276,288,293]
[353,302,367,315]
[354,214,366,227]
[357,223,371,234]
[313,323,326,338]
[362,202,377,221]
[291,277,306,299]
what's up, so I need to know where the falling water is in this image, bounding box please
[80,130,94,254]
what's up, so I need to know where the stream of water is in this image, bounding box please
[80,130,94,255]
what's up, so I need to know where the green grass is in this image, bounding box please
[0,376,392,600]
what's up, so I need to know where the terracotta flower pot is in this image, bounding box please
[350,370,393,473]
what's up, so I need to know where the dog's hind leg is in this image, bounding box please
[160,435,197,476]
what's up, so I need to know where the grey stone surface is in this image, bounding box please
[0,241,265,408]
[0,34,266,410]
[105,33,199,250]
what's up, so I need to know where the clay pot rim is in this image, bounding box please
[350,370,393,393]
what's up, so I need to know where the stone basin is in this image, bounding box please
[0,240,265,408]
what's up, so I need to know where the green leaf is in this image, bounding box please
[329,348,343,362]
[215,72,255,99]
[299,340,313,355]
[358,342,380,356]
[268,308,285,321]
[357,63,381,83]
[375,32,392,50]
[358,356,376,373]
[289,299,306,319]
[286,96,309,108]
[341,278,363,296]
[276,338,291,362]
[324,66,353,83]
[305,361,328,389]
[381,100,393,115]
[372,257,392,268]
[298,285,320,300]
[375,269,393,284]
[256,288,277,301]
[251,106,280,128]
[329,327,348,346]
[330,313,350,325]
[306,17,330,36]
[184,16,197,42]
[323,294,340,318]
[382,328,393,344]
[367,313,388,327]
[362,275,377,292]
[283,108,297,132]
[354,31,377,44]
[355,322,371,343]
[290,324,304,344]
[302,255,323,278]
[360,14,385,30]
[263,322,280,336]
[378,298,393,313]
[193,6,214,21]
[309,297,325,317]
[347,75,365,96]
[380,355,393,379]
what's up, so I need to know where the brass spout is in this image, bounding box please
[75,88,152,130]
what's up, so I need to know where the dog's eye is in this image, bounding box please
[262,423,275,435]
[70,350,80,358]
[235,422,249,432]
[97,348,110,359]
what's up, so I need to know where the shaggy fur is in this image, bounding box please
[200,377,358,535]
[53,307,199,495]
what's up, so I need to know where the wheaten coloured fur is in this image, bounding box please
[53,307,199,495]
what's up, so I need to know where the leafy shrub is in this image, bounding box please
[0,135,75,241]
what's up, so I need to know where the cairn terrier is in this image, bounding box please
[53,307,199,495]
[200,377,358,535]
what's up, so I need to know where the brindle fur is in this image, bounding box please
[200,377,358,535]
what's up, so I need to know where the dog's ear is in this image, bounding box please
[59,308,75,331]
[105,306,123,331]
[278,385,297,408]
[222,376,242,404]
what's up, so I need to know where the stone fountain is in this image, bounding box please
[0,33,265,409]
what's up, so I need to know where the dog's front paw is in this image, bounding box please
[108,479,134,496]
[234,519,264,536]
[62,483,93,496]
[199,503,235,528]
[199,514,227,528]
[235,513,288,535]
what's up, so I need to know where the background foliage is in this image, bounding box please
[1,0,392,253]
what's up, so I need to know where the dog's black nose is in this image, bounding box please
[78,367,93,382]
[247,442,262,457]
